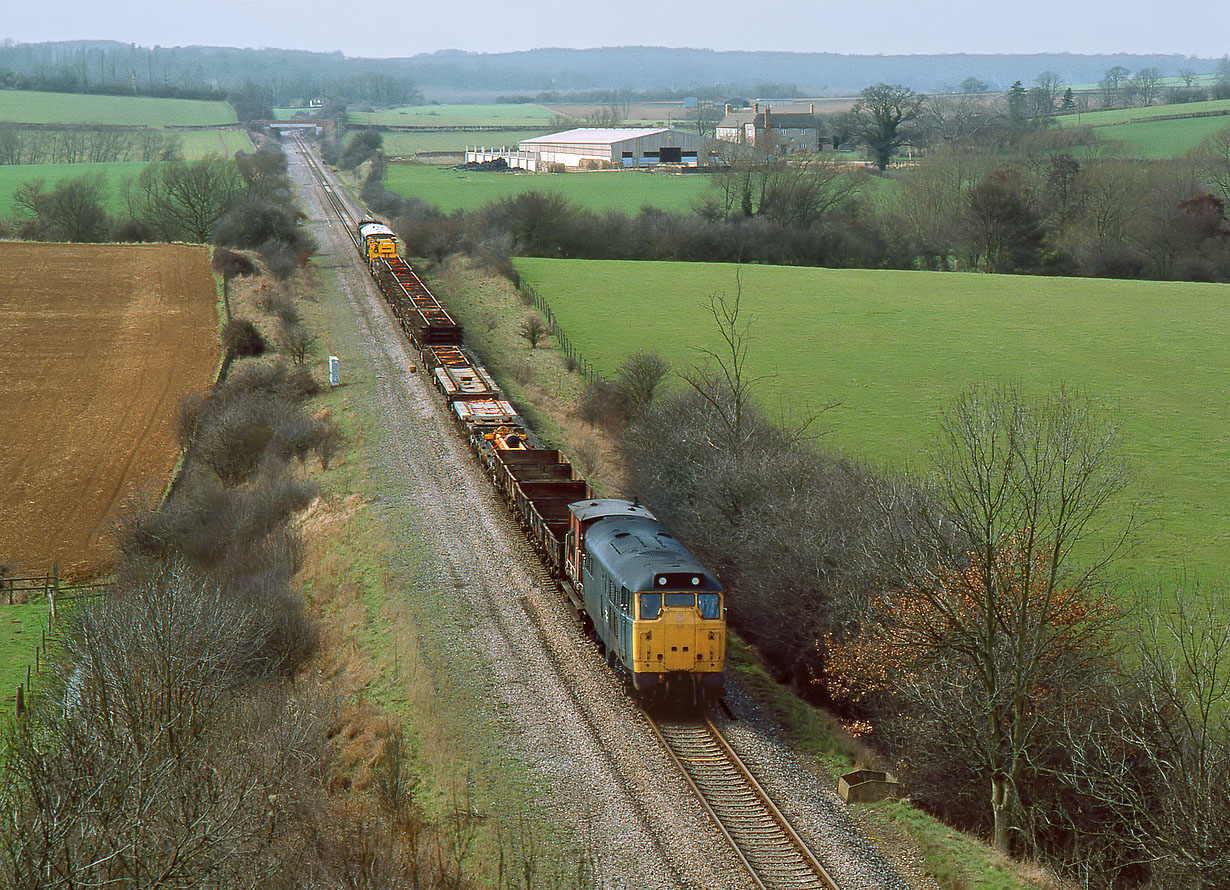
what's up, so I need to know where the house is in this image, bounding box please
[715,102,829,154]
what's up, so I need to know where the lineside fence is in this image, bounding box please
[517,283,602,386]
[1,565,106,718]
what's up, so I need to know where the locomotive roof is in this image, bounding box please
[358,221,395,237]
[585,515,721,593]
[569,498,656,524]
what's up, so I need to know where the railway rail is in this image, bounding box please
[291,134,845,890]
[648,716,840,890]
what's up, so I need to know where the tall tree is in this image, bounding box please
[840,385,1137,855]
[847,83,924,170]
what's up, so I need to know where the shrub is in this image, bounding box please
[222,319,267,358]
[212,245,258,279]
[518,313,550,349]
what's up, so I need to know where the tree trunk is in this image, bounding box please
[991,774,1011,853]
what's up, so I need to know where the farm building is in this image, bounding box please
[715,103,830,154]
[465,127,721,171]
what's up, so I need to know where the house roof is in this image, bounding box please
[519,127,669,146]
[717,111,822,130]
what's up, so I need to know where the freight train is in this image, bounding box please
[357,219,726,702]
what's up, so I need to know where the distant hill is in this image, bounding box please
[398,46,1220,95]
[0,40,1219,99]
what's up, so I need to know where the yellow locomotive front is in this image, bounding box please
[569,501,726,703]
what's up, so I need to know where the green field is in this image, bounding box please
[1056,98,1230,157]
[1092,115,1230,157]
[175,128,254,158]
[380,129,549,157]
[514,258,1230,582]
[348,103,557,128]
[0,161,147,215]
[1060,98,1230,127]
[0,602,50,717]
[384,163,712,214]
[0,90,236,127]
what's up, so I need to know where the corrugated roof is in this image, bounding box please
[519,127,669,145]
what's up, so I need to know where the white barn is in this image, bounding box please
[466,127,719,171]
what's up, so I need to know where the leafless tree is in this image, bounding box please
[1131,67,1164,106]
[127,157,243,242]
[518,312,550,349]
[1196,124,1230,205]
[871,384,1138,855]
[1064,583,1230,889]
[684,270,761,457]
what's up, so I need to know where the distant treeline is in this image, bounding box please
[0,41,422,109]
[1,40,1223,100]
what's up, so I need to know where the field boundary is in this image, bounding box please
[517,280,601,385]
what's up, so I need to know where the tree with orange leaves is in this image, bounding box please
[828,384,1137,857]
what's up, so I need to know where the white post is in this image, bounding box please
[329,356,340,387]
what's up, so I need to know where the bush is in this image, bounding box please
[222,319,267,358]
[212,246,258,279]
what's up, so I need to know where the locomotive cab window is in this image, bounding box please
[699,593,721,620]
[664,593,695,608]
[639,593,662,620]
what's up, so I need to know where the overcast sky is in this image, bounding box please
[5,0,1228,59]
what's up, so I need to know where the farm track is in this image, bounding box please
[288,137,907,890]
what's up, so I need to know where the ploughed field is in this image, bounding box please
[0,242,220,578]
[515,258,1230,584]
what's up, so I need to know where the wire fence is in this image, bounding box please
[2,565,105,717]
[518,283,602,386]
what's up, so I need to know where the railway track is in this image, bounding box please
[648,716,839,890]
[292,135,847,890]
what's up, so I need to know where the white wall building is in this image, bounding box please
[466,127,720,171]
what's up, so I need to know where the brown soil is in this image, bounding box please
[0,242,220,579]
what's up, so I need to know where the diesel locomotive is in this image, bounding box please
[356,219,725,702]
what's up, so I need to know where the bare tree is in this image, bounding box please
[684,269,761,457]
[1196,124,1230,205]
[518,313,550,349]
[1100,66,1131,108]
[1065,584,1230,889]
[857,384,1137,855]
[127,157,243,242]
[1131,67,1164,106]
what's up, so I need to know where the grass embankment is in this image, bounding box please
[0,90,237,126]
[427,256,1058,890]
[286,260,575,873]
[347,103,557,128]
[514,258,1230,585]
[384,161,711,214]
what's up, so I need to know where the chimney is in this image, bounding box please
[753,101,759,113]
[725,103,731,115]
[810,103,815,114]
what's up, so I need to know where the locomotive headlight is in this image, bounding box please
[691,576,699,585]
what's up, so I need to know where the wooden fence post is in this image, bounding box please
[50,563,58,622]
[16,685,23,718]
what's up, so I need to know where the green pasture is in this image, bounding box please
[0,161,146,215]
[1059,98,1230,127]
[348,103,557,128]
[0,602,51,718]
[175,128,254,158]
[1092,114,1230,157]
[383,162,712,214]
[514,258,1230,583]
[380,129,549,157]
[0,90,236,127]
